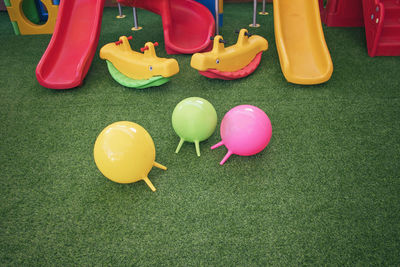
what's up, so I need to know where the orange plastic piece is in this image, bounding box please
[274,0,333,85]
[6,0,58,35]
[100,36,179,80]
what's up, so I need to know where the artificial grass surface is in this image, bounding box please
[1,4,400,265]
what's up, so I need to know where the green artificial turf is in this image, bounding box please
[1,4,400,265]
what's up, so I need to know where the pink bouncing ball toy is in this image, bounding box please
[211,105,272,165]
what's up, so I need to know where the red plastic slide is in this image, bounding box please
[36,0,105,89]
[119,0,215,54]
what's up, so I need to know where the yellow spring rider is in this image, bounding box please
[190,29,268,80]
[100,36,179,89]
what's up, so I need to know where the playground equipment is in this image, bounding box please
[362,0,400,56]
[215,0,220,34]
[22,0,40,25]
[274,0,333,85]
[320,0,400,57]
[197,0,223,27]
[100,36,179,88]
[190,29,268,80]
[319,0,365,27]
[118,0,215,54]
[116,2,126,18]
[259,0,269,15]
[114,4,142,31]
[4,0,58,35]
[36,0,105,89]
[94,121,167,192]
[36,0,55,21]
[36,0,215,89]
[172,97,217,157]
[249,0,260,27]
[211,105,272,165]
[131,7,142,30]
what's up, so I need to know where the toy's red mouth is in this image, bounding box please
[198,52,263,80]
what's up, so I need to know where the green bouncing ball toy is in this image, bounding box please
[172,97,217,156]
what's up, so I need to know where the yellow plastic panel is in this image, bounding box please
[6,0,58,35]
[274,0,333,85]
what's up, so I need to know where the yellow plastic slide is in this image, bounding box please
[274,0,333,85]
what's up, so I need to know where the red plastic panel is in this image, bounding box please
[198,52,263,80]
[119,0,214,54]
[320,0,365,27]
[363,0,400,56]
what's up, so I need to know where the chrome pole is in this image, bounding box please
[133,8,138,28]
[249,0,260,27]
[131,7,142,30]
[259,0,269,15]
[116,3,126,19]
[215,0,219,35]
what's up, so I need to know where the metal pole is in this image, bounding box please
[133,8,138,28]
[259,0,269,15]
[215,0,219,35]
[131,7,143,31]
[116,3,126,19]
[249,0,260,27]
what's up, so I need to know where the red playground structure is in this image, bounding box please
[320,0,400,57]
[119,0,214,54]
[36,0,214,89]
[319,0,365,27]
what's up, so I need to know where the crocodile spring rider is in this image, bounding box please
[190,29,268,80]
[100,36,179,89]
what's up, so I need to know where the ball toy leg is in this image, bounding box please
[153,161,167,170]
[142,162,167,192]
[194,140,201,157]
[220,150,233,165]
[175,138,185,154]
[210,141,224,149]
[143,177,156,191]
[175,138,202,156]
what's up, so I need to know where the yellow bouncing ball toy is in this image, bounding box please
[93,121,167,191]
